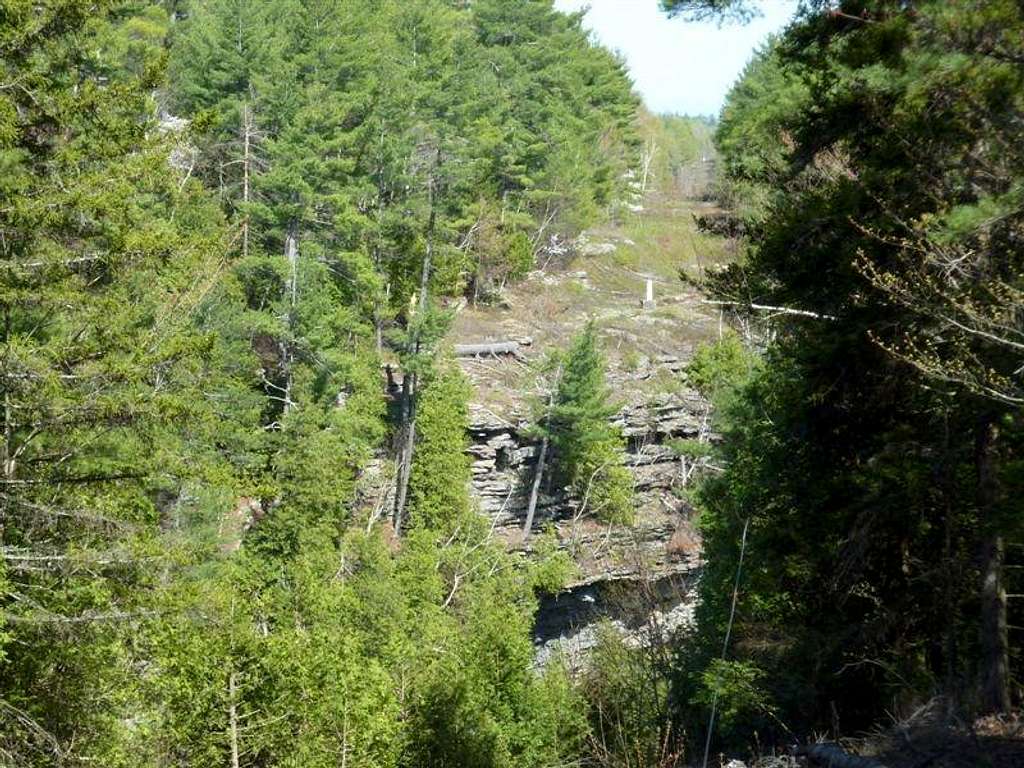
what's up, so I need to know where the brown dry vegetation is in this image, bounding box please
[450,150,735,420]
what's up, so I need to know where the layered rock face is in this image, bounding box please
[463,386,709,665]
[467,390,706,538]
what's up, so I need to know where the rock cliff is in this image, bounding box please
[458,356,710,665]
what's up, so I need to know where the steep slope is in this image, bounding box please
[450,116,734,660]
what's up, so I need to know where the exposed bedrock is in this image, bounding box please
[463,389,709,664]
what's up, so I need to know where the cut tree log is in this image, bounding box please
[795,743,888,768]
[454,341,521,358]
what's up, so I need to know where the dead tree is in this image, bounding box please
[393,149,441,536]
[639,135,657,194]
[521,435,549,541]
[239,103,253,259]
[453,341,521,358]
[228,671,240,768]
[522,365,561,540]
[280,223,299,415]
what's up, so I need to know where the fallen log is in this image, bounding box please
[795,743,887,768]
[701,299,836,321]
[454,341,521,358]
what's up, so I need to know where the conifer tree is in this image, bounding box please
[0,0,645,762]
[674,0,1024,748]
[408,361,472,533]
[548,323,633,523]
[0,2,228,761]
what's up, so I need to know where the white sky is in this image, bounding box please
[553,0,799,116]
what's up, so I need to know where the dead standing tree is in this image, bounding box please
[393,146,444,536]
[522,363,562,541]
[216,95,268,259]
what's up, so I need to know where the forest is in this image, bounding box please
[0,1,1022,767]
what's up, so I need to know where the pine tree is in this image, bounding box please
[408,361,472,533]
[548,323,633,524]
[0,2,229,762]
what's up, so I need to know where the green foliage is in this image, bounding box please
[529,526,578,594]
[693,660,774,741]
[548,323,634,524]
[676,0,1024,754]
[661,0,758,23]
[668,438,714,460]
[714,38,809,221]
[138,515,586,767]
[504,231,535,281]
[635,109,712,192]
[0,2,236,762]
[685,332,759,403]
[408,360,472,532]
[584,626,674,768]
[0,0,641,765]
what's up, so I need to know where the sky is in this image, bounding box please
[553,0,799,116]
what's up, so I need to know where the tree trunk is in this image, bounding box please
[1,307,11,545]
[453,341,520,358]
[392,152,440,535]
[282,223,299,414]
[392,370,416,537]
[241,103,252,259]
[228,671,240,768]
[523,370,559,541]
[976,414,1010,713]
[640,137,656,194]
[522,436,549,540]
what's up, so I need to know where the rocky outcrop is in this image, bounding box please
[463,388,709,665]
[533,568,699,669]
[466,390,707,534]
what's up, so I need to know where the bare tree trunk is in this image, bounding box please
[522,436,548,540]
[241,103,252,259]
[415,168,436,317]
[374,278,387,354]
[943,500,957,710]
[393,361,416,536]
[453,341,520,357]
[393,153,440,535]
[1,307,10,545]
[393,418,416,536]
[228,671,240,768]
[936,418,959,714]
[523,372,559,540]
[976,414,1010,713]
[282,224,299,414]
[640,137,657,194]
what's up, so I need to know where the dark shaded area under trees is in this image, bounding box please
[667,0,1024,760]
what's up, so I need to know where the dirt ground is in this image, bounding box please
[450,156,735,418]
[737,709,1024,768]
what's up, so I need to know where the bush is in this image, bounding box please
[685,332,758,403]
[693,659,774,744]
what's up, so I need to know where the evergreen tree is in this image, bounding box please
[673,0,1024,752]
[0,0,644,763]
[408,361,472,533]
[0,1,228,762]
[548,323,633,524]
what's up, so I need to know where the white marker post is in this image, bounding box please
[642,278,656,310]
